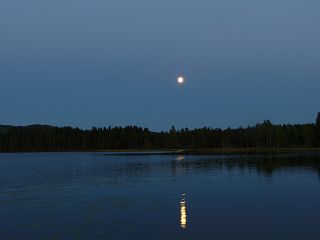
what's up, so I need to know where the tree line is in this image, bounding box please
[0,113,320,152]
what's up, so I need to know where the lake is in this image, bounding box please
[1,152,320,240]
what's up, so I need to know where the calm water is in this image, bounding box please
[1,153,320,240]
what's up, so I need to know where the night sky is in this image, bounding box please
[1,0,319,130]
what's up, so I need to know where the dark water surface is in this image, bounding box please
[1,153,320,240]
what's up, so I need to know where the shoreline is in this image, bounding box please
[1,148,320,155]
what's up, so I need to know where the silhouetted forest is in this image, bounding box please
[0,113,320,152]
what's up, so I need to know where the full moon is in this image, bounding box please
[177,76,184,84]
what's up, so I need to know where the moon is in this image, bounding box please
[177,76,184,84]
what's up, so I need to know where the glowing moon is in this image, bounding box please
[177,76,184,84]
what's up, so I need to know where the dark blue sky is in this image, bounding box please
[1,0,319,130]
